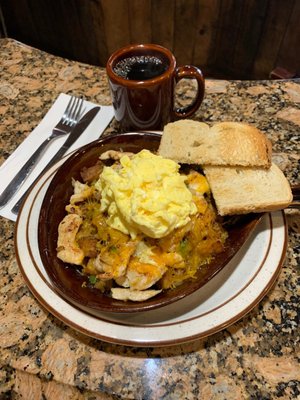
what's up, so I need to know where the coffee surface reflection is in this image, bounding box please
[114,55,168,81]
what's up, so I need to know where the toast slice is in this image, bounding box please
[203,163,293,216]
[158,120,272,168]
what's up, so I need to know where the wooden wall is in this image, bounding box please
[1,0,299,80]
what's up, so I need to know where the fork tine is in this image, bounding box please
[68,96,83,126]
[73,97,84,123]
[62,96,75,121]
[67,96,79,126]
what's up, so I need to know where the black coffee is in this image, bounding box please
[113,55,168,80]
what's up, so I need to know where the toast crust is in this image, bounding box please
[158,120,272,168]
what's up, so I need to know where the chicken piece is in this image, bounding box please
[186,171,209,213]
[77,236,98,258]
[65,204,82,215]
[99,150,134,161]
[57,214,84,265]
[80,161,103,183]
[161,252,184,268]
[83,258,100,276]
[126,256,167,290]
[95,241,137,280]
[114,275,130,288]
[124,241,184,290]
[111,288,161,301]
[69,179,93,204]
[186,171,210,195]
[135,241,184,268]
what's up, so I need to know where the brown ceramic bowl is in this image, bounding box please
[38,132,262,314]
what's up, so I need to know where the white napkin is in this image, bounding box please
[0,93,114,221]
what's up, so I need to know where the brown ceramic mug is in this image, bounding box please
[106,43,205,131]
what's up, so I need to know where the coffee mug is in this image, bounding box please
[106,43,205,131]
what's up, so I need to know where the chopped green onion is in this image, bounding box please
[88,275,97,285]
[179,237,190,257]
[109,245,118,253]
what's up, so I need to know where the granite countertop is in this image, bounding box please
[0,38,299,399]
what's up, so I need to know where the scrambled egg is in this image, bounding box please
[95,150,197,239]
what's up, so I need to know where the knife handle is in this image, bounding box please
[0,137,54,209]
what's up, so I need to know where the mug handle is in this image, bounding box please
[173,65,205,118]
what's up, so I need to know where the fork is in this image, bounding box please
[0,95,84,208]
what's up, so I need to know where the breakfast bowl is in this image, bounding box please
[38,132,262,314]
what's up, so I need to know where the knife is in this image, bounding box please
[11,106,100,215]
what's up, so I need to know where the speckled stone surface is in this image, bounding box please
[0,38,299,399]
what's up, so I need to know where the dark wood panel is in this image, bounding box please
[193,0,220,69]
[0,3,7,37]
[1,0,40,45]
[1,0,300,79]
[231,0,269,78]
[211,0,245,76]
[100,0,130,55]
[253,0,294,78]
[276,0,300,75]
[151,0,175,50]
[173,0,198,65]
[128,0,152,43]
[0,0,105,65]
[86,0,109,66]
[67,0,103,65]
[50,0,87,61]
